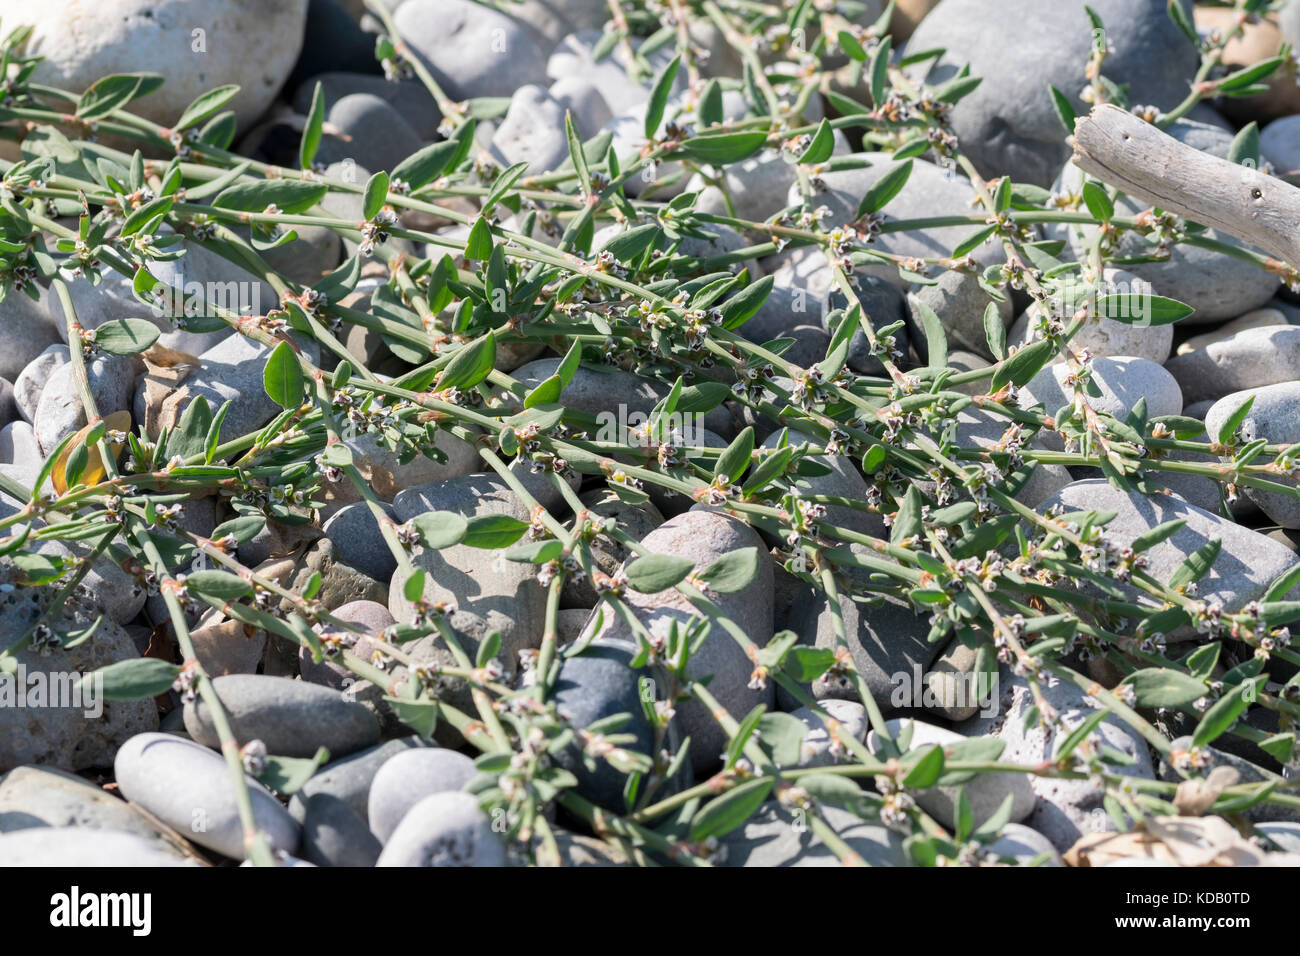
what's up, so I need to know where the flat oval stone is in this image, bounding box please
[114,732,299,859]
[183,674,379,759]
[0,827,196,866]
[375,791,506,867]
[368,748,478,843]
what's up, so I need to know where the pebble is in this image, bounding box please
[551,640,682,810]
[183,674,380,759]
[828,275,911,376]
[1205,383,1300,529]
[1261,114,1300,176]
[782,563,943,711]
[0,0,307,129]
[390,473,549,675]
[490,85,570,176]
[0,765,198,861]
[718,802,909,867]
[1175,308,1291,356]
[114,732,299,858]
[960,670,1154,851]
[279,539,389,614]
[0,570,156,771]
[288,0,380,89]
[34,353,136,456]
[322,501,399,584]
[0,827,196,866]
[0,289,61,382]
[189,618,267,677]
[375,791,506,866]
[582,509,774,774]
[984,823,1064,866]
[14,345,68,424]
[791,156,990,288]
[1166,326,1300,406]
[905,0,1196,186]
[1021,356,1182,451]
[314,93,425,174]
[784,700,868,768]
[300,792,383,867]
[1158,736,1300,826]
[910,268,1013,362]
[395,0,547,101]
[292,73,441,140]
[368,748,479,843]
[1038,479,1300,639]
[288,736,431,822]
[868,718,1037,829]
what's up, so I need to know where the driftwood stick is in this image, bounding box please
[1071,103,1300,267]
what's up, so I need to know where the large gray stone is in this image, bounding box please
[581,508,774,774]
[288,736,431,822]
[0,568,157,771]
[300,792,382,867]
[183,674,380,759]
[867,718,1037,830]
[490,84,569,175]
[395,0,547,101]
[375,791,506,866]
[114,732,299,859]
[1021,356,1182,450]
[1167,326,1300,406]
[718,802,909,867]
[368,747,478,843]
[960,670,1155,852]
[0,826,195,866]
[906,0,1197,186]
[314,93,424,174]
[0,288,60,382]
[1036,479,1300,640]
[1205,383,1300,528]
[34,353,136,455]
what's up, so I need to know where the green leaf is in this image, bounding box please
[403,568,427,604]
[1048,84,1076,134]
[464,217,494,260]
[951,225,996,259]
[263,340,304,408]
[120,195,174,237]
[460,515,528,549]
[1131,519,1185,553]
[798,119,835,165]
[1121,668,1207,708]
[300,81,326,170]
[410,511,467,549]
[1081,182,1114,223]
[696,547,759,594]
[565,111,592,189]
[991,339,1053,389]
[1193,677,1262,747]
[698,79,724,126]
[838,29,867,62]
[76,73,160,121]
[484,161,529,211]
[1227,121,1261,168]
[62,443,88,489]
[677,131,768,164]
[1169,537,1220,590]
[984,301,1005,360]
[1166,0,1198,45]
[557,340,582,387]
[645,54,681,139]
[81,658,179,700]
[857,160,913,217]
[1095,294,1194,326]
[505,539,563,564]
[524,374,563,408]
[186,569,254,602]
[603,222,661,264]
[93,317,159,355]
[438,331,496,390]
[913,298,947,368]
[689,777,773,840]
[390,139,460,191]
[174,85,240,132]
[1217,57,1284,93]
[1216,394,1254,446]
[255,747,330,796]
[475,631,502,668]
[714,426,754,484]
[902,743,945,789]
[719,275,774,330]
[758,712,808,766]
[213,179,328,215]
[869,35,891,105]
[890,485,923,544]
[625,553,695,593]
[362,171,389,221]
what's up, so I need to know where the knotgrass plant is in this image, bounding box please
[0,0,1297,865]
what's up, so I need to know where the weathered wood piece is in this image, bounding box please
[1072,103,1300,267]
